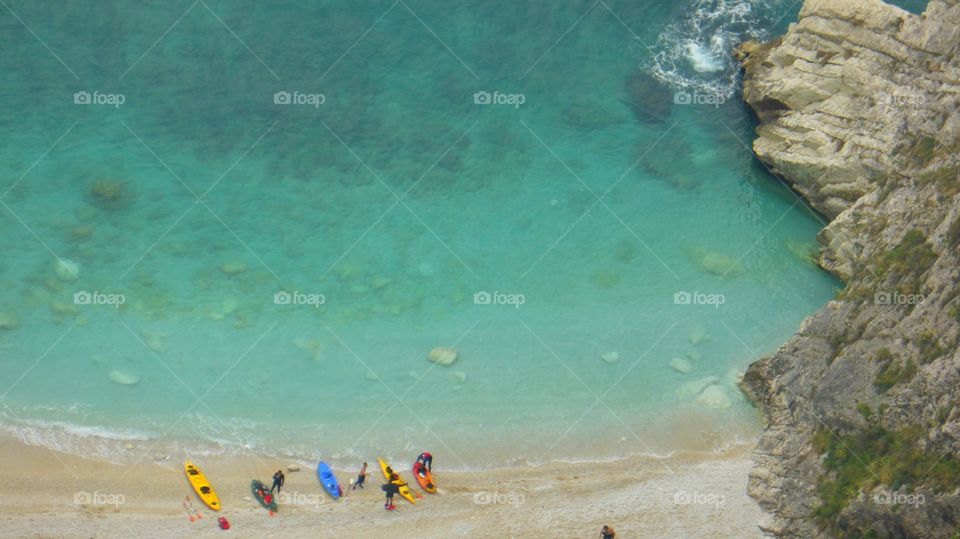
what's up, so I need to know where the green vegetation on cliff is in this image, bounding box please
[812,424,960,528]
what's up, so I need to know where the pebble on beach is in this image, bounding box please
[287,464,301,472]
[427,346,457,366]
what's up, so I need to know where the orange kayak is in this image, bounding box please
[413,461,437,493]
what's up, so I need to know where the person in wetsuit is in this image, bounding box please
[415,451,433,472]
[270,470,285,494]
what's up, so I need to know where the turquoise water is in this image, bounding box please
[0,0,838,467]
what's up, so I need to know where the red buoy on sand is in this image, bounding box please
[218,517,230,530]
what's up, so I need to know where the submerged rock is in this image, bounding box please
[622,70,672,124]
[54,258,80,281]
[108,369,140,386]
[219,261,247,275]
[451,371,467,384]
[427,346,457,366]
[669,357,693,374]
[688,326,708,345]
[601,351,620,364]
[677,376,720,399]
[589,269,621,288]
[0,311,20,330]
[785,238,820,267]
[695,385,732,410]
[89,180,132,211]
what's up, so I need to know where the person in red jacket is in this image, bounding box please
[415,451,433,472]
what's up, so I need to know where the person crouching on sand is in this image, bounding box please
[352,462,367,490]
[600,525,616,539]
[271,470,285,494]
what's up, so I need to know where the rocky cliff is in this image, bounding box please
[735,0,960,537]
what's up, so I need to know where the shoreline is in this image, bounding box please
[0,433,769,538]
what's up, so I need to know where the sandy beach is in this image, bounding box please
[0,434,768,538]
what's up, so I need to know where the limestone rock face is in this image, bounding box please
[739,0,960,221]
[736,1,960,537]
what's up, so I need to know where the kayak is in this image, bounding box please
[377,458,415,504]
[316,461,340,499]
[412,461,437,493]
[184,461,220,511]
[250,479,277,511]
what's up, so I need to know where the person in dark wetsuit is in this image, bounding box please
[600,525,616,539]
[416,451,433,472]
[383,481,399,509]
[352,462,368,490]
[270,470,285,494]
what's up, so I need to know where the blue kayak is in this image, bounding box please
[316,461,340,499]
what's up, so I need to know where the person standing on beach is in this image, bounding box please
[382,481,399,509]
[352,462,368,490]
[271,470,285,494]
[416,451,433,472]
[600,525,616,539]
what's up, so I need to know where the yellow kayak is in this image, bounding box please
[378,458,416,504]
[184,461,220,511]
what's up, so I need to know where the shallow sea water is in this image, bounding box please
[0,0,845,467]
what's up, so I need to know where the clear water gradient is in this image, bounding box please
[0,0,841,467]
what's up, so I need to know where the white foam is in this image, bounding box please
[646,0,792,98]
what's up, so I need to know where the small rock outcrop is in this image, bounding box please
[736,0,960,537]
